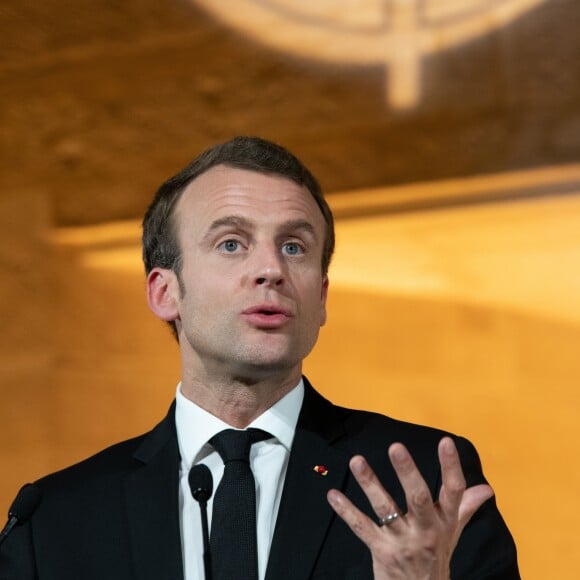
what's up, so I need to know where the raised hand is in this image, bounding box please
[327,437,494,580]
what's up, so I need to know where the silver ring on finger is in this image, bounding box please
[378,512,400,527]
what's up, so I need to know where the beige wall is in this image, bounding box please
[1,167,579,578]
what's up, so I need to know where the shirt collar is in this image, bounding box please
[175,379,304,469]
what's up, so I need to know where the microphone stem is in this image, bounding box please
[199,499,212,580]
[0,516,18,547]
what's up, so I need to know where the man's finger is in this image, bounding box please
[348,455,403,528]
[327,488,379,547]
[437,437,467,518]
[388,443,436,529]
[457,484,494,529]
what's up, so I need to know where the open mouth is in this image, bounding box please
[244,304,291,317]
[242,305,292,328]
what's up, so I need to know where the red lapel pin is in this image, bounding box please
[313,465,329,476]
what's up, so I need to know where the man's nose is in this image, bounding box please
[252,245,284,287]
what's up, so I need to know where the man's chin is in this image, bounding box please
[230,354,301,382]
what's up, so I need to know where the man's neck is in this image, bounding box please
[179,369,302,428]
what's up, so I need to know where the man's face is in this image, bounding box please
[168,165,328,382]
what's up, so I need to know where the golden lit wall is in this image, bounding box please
[308,173,580,579]
[1,165,579,578]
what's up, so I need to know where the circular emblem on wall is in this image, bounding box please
[191,0,547,109]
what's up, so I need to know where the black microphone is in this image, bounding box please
[0,483,42,547]
[188,464,213,580]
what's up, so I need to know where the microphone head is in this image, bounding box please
[8,483,42,523]
[188,464,213,503]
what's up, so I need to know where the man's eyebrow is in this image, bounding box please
[202,215,253,241]
[202,216,318,240]
[279,219,317,239]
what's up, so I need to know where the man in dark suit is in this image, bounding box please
[0,137,519,579]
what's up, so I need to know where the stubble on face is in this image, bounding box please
[171,166,328,415]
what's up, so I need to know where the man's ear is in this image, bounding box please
[146,268,180,321]
[320,276,329,327]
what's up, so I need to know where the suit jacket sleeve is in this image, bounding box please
[448,436,520,580]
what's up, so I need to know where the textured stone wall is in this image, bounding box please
[1,0,579,226]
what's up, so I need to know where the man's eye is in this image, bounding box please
[219,240,241,252]
[282,242,303,256]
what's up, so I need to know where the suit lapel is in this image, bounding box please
[120,384,351,580]
[124,405,184,580]
[265,381,351,580]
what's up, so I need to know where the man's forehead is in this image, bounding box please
[183,164,306,195]
[176,165,319,217]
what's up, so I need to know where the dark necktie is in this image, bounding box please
[210,428,271,580]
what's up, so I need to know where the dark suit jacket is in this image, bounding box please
[0,379,519,579]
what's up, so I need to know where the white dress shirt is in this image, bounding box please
[175,380,304,580]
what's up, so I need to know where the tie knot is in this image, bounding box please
[210,428,271,464]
